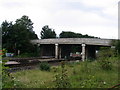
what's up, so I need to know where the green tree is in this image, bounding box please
[2,15,38,55]
[40,25,56,39]
[59,31,98,38]
[2,21,15,53]
[14,15,38,54]
[15,15,38,40]
[59,31,77,38]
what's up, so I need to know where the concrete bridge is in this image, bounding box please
[31,38,113,61]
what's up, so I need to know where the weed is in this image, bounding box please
[54,61,71,88]
[51,66,58,72]
[10,56,119,88]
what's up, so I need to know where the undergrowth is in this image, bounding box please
[3,56,119,88]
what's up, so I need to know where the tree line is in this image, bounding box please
[40,25,98,39]
[1,15,38,55]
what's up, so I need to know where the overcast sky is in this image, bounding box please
[0,0,119,39]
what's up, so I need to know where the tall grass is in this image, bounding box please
[69,57,119,88]
[12,69,54,88]
[8,56,119,88]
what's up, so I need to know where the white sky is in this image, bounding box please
[0,0,119,39]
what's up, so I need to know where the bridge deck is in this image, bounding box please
[31,38,113,46]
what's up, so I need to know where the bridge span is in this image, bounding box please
[31,38,113,61]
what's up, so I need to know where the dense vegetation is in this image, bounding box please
[2,47,119,88]
[1,15,38,56]
[1,40,120,89]
[1,42,120,88]
[2,56,119,88]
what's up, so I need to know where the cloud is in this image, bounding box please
[0,0,119,39]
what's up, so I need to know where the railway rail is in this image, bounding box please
[2,57,69,72]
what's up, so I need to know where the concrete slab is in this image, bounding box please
[5,61,20,65]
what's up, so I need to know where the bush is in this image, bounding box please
[2,71,14,88]
[96,47,114,70]
[39,62,51,71]
[98,59,112,70]
[97,47,115,60]
[2,60,15,88]
[54,61,71,88]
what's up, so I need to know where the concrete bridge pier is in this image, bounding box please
[82,44,96,61]
[55,44,59,59]
[82,44,86,61]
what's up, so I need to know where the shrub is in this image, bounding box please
[98,59,112,70]
[2,71,14,88]
[2,60,15,88]
[97,47,115,60]
[39,62,51,71]
[54,61,71,88]
[97,47,113,70]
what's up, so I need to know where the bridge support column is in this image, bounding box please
[82,44,86,61]
[55,44,59,59]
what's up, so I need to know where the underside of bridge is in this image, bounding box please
[38,44,106,61]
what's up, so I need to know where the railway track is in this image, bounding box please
[3,57,81,72]
[3,57,66,72]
